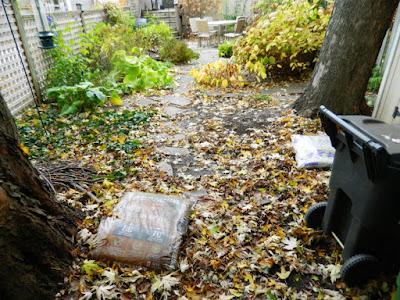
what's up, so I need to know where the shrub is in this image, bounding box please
[367,66,383,92]
[79,22,173,74]
[160,39,199,64]
[46,82,120,116]
[234,0,332,80]
[107,50,174,91]
[189,59,243,88]
[79,22,138,73]
[218,40,235,58]
[46,27,90,88]
[131,23,173,54]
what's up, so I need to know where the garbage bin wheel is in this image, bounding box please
[340,254,380,286]
[305,202,327,229]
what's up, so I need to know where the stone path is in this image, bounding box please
[123,41,306,201]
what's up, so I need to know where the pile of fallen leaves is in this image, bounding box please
[16,82,397,299]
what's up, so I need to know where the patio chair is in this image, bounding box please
[204,16,217,30]
[197,20,217,47]
[189,17,201,36]
[223,18,246,40]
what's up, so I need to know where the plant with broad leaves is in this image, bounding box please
[190,59,243,88]
[46,82,120,115]
[234,0,332,80]
[107,50,174,91]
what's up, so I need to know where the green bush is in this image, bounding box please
[46,82,118,116]
[79,22,173,74]
[131,23,173,54]
[79,22,137,73]
[160,39,199,64]
[107,50,174,91]
[234,0,332,80]
[367,66,383,92]
[218,40,235,58]
[46,29,90,88]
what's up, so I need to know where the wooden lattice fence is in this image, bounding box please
[0,2,136,115]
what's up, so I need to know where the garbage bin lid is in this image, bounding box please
[341,115,400,157]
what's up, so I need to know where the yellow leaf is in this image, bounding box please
[221,79,228,88]
[221,201,229,209]
[237,169,248,175]
[240,150,252,158]
[118,136,126,145]
[19,143,29,154]
[256,138,263,144]
[229,289,243,297]
[109,94,122,106]
[103,179,114,188]
[60,153,69,159]
[277,265,291,279]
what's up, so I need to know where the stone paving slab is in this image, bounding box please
[162,95,191,106]
[136,98,155,107]
[163,106,188,117]
[173,133,186,141]
[157,161,174,176]
[157,147,190,156]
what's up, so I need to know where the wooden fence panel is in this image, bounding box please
[0,2,35,115]
[0,2,137,115]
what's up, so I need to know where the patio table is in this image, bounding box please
[208,20,237,44]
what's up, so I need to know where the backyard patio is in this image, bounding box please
[0,0,399,298]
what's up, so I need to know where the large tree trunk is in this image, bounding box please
[0,93,81,299]
[293,0,398,117]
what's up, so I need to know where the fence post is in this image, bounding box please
[11,0,43,102]
[76,4,86,33]
[174,2,181,36]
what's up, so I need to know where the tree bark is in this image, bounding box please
[0,93,81,299]
[293,0,398,117]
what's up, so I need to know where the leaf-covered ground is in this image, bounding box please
[16,46,397,299]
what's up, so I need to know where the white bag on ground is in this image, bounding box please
[291,135,335,168]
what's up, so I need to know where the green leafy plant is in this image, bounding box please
[46,25,90,87]
[218,40,235,58]
[107,50,174,91]
[131,23,174,54]
[190,59,243,88]
[160,39,199,64]
[46,82,118,115]
[367,66,383,92]
[79,22,138,73]
[234,0,332,80]
[17,106,150,160]
[103,3,135,26]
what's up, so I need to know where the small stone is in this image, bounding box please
[254,193,272,206]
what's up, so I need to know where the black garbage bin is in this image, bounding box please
[305,105,400,286]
